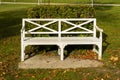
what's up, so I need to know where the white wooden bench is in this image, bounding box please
[21,18,103,61]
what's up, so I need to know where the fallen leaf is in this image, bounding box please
[104,73,110,79]
[110,56,119,62]
[32,75,35,78]
[2,72,6,75]
[101,78,104,80]
[15,75,19,78]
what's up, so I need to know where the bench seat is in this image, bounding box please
[24,37,100,45]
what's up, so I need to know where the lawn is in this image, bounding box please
[1,0,120,4]
[0,4,120,80]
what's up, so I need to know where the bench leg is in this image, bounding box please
[58,47,61,55]
[93,45,98,54]
[60,47,64,61]
[59,45,65,61]
[93,44,102,60]
[98,44,102,60]
[21,45,26,61]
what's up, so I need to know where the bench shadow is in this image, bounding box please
[64,45,93,59]
[102,32,110,54]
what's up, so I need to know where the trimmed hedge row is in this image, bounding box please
[27,5,95,18]
[26,5,95,37]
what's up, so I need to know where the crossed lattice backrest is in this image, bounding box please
[22,18,96,37]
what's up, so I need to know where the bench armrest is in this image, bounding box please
[96,26,103,40]
[96,26,103,32]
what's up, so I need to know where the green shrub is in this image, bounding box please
[27,5,95,37]
[27,5,95,18]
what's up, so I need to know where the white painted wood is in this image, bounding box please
[27,20,57,32]
[58,20,61,38]
[21,18,103,61]
[58,47,61,55]
[25,32,58,34]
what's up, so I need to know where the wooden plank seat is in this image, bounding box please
[21,18,103,61]
[24,37,100,45]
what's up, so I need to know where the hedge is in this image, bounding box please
[27,5,95,35]
[27,5,95,18]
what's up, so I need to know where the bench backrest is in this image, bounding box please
[21,18,97,38]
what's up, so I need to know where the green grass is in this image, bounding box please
[1,0,120,4]
[94,0,120,4]
[95,6,120,67]
[3,0,38,3]
[0,4,120,79]
[96,6,120,49]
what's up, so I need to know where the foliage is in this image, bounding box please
[27,5,95,36]
[28,5,95,18]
